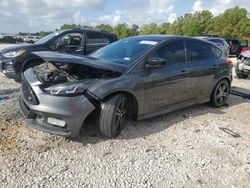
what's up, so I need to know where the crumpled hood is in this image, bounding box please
[241,50,250,58]
[31,51,127,73]
[0,43,36,54]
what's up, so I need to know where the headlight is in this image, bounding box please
[3,50,26,58]
[44,80,96,96]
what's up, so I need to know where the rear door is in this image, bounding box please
[143,40,194,115]
[85,32,111,55]
[185,39,217,99]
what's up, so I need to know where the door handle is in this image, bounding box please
[181,70,191,75]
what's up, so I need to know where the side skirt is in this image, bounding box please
[138,97,209,121]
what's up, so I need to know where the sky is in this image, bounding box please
[0,0,249,33]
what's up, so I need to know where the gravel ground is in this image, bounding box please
[0,45,250,187]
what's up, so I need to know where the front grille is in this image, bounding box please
[21,75,39,105]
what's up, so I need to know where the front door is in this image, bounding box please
[143,40,193,115]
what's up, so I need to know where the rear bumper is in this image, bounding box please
[19,69,96,137]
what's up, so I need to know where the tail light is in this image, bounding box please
[225,58,233,65]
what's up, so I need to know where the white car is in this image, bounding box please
[23,36,41,43]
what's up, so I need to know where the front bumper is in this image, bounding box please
[238,63,250,75]
[19,69,96,137]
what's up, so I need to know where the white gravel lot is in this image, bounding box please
[0,44,250,187]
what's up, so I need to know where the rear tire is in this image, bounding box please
[98,94,128,138]
[210,79,230,108]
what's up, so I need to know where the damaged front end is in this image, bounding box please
[236,51,250,77]
[19,51,123,137]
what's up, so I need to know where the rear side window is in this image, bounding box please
[210,46,223,58]
[86,32,110,44]
[152,41,186,65]
[207,39,224,46]
[187,41,214,61]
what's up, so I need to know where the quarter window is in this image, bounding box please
[152,41,186,65]
[210,46,223,58]
[187,41,214,61]
[87,32,110,44]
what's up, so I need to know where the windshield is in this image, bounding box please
[89,38,160,64]
[35,31,62,45]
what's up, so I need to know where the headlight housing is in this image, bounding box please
[3,50,26,58]
[44,80,96,96]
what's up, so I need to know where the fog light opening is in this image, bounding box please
[47,117,66,127]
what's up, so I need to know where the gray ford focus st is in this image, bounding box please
[19,35,233,138]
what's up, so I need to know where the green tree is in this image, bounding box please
[131,24,139,36]
[158,23,171,34]
[95,24,113,32]
[60,24,81,30]
[207,6,248,38]
[113,23,133,39]
[238,18,250,41]
[139,23,159,35]
[39,31,52,37]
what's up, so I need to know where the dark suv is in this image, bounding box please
[0,29,117,82]
[19,36,233,138]
[225,38,241,56]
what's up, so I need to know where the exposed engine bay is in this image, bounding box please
[31,61,121,86]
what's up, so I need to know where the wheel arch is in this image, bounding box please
[210,76,231,98]
[102,90,139,120]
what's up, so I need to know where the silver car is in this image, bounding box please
[195,37,230,57]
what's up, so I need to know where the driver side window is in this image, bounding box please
[151,41,186,65]
[55,33,84,52]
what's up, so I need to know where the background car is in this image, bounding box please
[225,38,242,56]
[19,36,232,138]
[0,29,118,82]
[23,36,41,43]
[195,36,230,57]
[0,35,16,44]
[235,50,250,79]
[240,41,250,53]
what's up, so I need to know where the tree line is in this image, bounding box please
[20,7,250,41]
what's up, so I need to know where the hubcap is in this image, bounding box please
[215,82,229,105]
[115,98,127,131]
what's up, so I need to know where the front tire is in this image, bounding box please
[98,94,128,138]
[210,79,230,108]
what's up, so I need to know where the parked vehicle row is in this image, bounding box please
[0,29,118,82]
[19,35,233,138]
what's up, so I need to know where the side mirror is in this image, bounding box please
[145,57,166,69]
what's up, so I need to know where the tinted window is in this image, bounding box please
[210,46,223,58]
[87,32,110,44]
[57,33,83,46]
[207,39,224,46]
[152,41,186,65]
[187,41,214,61]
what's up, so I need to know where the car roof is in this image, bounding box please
[195,36,226,40]
[127,35,194,41]
[61,29,116,37]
